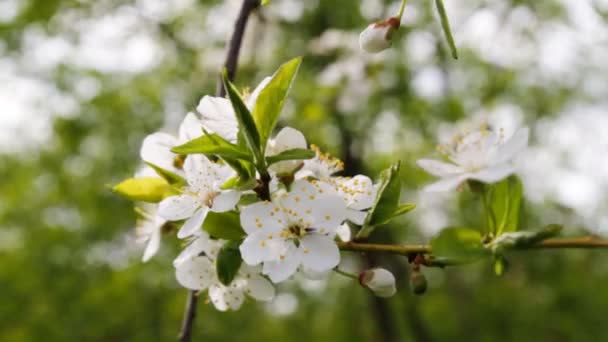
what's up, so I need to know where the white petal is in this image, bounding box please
[423,174,469,192]
[246,76,272,109]
[140,132,179,172]
[300,234,340,272]
[175,256,215,290]
[240,201,285,234]
[173,232,212,267]
[208,283,245,311]
[239,232,286,265]
[197,95,238,143]
[245,274,275,301]
[494,127,529,164]
[177,207,209,239]
[178,112,204,143]
[469,165,515,184]
[211,190,240,212]
[346,209,367,225]
[336,175,377,210]
[267,127,308,174]
[184,154,215,191]
[306,194,348,235]
[416,159,464,177]
[336,223,352,242]
[142,226,161,262]
[359,24,392,53]
[262,244,301,283]
[158,194,201,221]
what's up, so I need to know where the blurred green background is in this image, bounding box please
[2,0,608,340]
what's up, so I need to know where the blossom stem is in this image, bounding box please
[338,236,608,256]
[397,0,408,21]
[334,268,359,280]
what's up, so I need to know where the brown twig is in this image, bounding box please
[178,1,260,341]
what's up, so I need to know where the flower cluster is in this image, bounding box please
[115,58,531,311]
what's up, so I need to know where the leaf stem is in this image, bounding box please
[334,268,359,280]
[397,0,408,21]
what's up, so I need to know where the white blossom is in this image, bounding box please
[359,18,400,53]
[417,126,529,192]
[239,179,348,283]
[266,127,308,175]
[174,232,275,311]
[158,155,240,238]
[135,204,167,262]
[313,176,378,225]
[297,144,344,179]
[359,268,396,298]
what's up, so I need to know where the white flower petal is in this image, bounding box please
[158,194,201,221]
[240,201,285,234]
[267,127,308,174]
[336,175,377,210]
[175,256,215,290]
[306,194,347,235]
[494,127,529,165]
[178,112,204,143]
[300,234,340,272]
[173,232,212,267]
[423,174,469,192]
[469,165,515,184]
[262,244,302,283]
[208,283,245,311]
[140,132,179,172]
[177,206,209,239]
[416,159,464,177]
[359,23,393,53]
[239,232,287,265]
[184,154,215,191]
[197,95,238,143]
[211,190,240,212]
[336,223,352,242]
[346,209,367,225]
[246,76,272,109]
[245,274,275,301]
[142,226,162,262]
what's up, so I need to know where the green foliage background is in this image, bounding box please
[2,0,608,341]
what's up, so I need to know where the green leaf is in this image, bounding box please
[391,203,416,219]
[216,240,242,286]
[493,255,509,276]
[251,57,302,150]
[489,224,563,252]
[112,177,172,202]
[431,227,488,262]
[202,211,246,240]
[484,175,523,235]
[222,71,262,163]
[435,0,458,59]
[261,0,271,4]
[221,175,258,191]
[265,148,314,165]
[171,134,252,161]
[144,162,185,186]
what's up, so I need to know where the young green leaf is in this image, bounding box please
[251,57,302,150]
[203,211,246,240]
[222,71,262,163]
[216,240,242,286]
[391,203,416,219]
[265,148,314,166]
[171,134,252,161]
[435,0,458,59]
[112,177,172,202]
[484,175,523,235]
[221,175,258,191]
[144,162,186,186]
[431,227,488,262]
[489,224,563,253]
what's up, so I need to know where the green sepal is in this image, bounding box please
[216,240,243,286]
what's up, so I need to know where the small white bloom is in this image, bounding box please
[174,234,275,311]
[359,268,396,298]
[314,176,378,225]
[239,179,348,283]
[158,155,240,238]
[139,113,203,175]
[359,17,400,53]
[266,127,308,175]
[417,126,529,192]
[196,77,271,143]
[296,145,344,179]
[135,204,167,262]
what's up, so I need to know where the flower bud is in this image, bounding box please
[409,272,427,295]
[359,17,400,53]
[359,268,397,298]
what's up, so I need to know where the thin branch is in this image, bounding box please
[337,236,608,256]
[178,1,260,341]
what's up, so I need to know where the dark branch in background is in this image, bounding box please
[178,1,260,341]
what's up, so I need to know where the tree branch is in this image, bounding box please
[179,1,260,341]
[337,236,608,256]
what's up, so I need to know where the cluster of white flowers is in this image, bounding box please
[122,59,531,311]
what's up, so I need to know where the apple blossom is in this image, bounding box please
[158,155,240,238]
[135,204,167,262]
[359,17,400,53]
[239,179,348,283]
[266,127,308,175]
[297,144,344,179]
[312,175,378,225]
[417,126,529,192]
